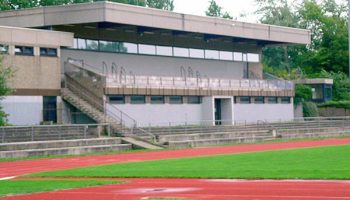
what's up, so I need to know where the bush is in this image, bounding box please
[302,102,319,117]
[294,84,312,105]
[318,101,350,109]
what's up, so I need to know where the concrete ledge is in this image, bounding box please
[0,143,131,158]
[0,138,122,151]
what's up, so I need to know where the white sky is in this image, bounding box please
[173,0,259,22]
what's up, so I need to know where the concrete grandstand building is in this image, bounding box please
[0,2,310,128]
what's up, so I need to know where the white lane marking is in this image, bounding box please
[117,187,201,194]
[0,176,16,180]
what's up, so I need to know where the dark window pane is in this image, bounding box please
[281,97,291,104]
[43,96,57,123]
[268,97,278,104]
[40,48,57,57]
[130,96,145,104]
[239,96,250,104]
[0,44,9,54]
[109,96,124,104]
[151,96,164,104]
[169,96,183,104]
[15,46,33,56]
[188,96,201,104]
[254,96,264,104]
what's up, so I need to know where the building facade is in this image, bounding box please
[0,2,310,127]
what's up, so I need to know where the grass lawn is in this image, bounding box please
[0,179,121,197]
[28,145,350,180]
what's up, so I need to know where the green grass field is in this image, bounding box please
[29,145,350,180]
[0,180,121,197]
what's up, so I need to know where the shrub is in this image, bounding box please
[318,101,350,109]
[294,84,312,105]
[302,102,319,117]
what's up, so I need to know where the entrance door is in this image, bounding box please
[214,99,222,125]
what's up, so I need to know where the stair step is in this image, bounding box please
[0,138,123,151]
[0,144,132,158]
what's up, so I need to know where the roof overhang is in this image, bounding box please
[0,1,311,45]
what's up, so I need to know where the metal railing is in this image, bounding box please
[106,75,294,91]
[0,124,111,143]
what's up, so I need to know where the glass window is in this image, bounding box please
[173,47,189,57]
[233,52,243,61]
[0,44,9,54]
[219,51,233,61]
[281,97,291,104]
[189,48,204,58]
[77,38,86,49]
[254,96,265,104]
[188,96,201,104]
[109,96,125,104]
[247,53,260,62]
[205,50,219,59]
[267,97,278,104]
[73,38,78,49]
[86,39,99,50]
[242,53,248,62]
[238,96,251,104]
[99,40,115,52]
[40,48,57,57]
[156,46,173,56]
[121,42,138,54]
[14,46,34,56]
[151,96,164,104]
[169,96,183,104]
[138,44,156,55]
[130,96,145,104]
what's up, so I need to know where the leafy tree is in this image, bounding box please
[0,56,13,126]
[294,84,312,105]
[205,0,233,19]
[146,0,173,11]
[318,70,350,101]
[256,0,349,75]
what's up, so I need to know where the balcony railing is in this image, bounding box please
[106,75,294,91]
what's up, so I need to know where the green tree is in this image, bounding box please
[294,84,312,105]
[0,56,13,126]
[255,0,349,75]
[205,0,233,19]
[146,0,173,11]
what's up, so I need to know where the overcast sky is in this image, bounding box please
[173,0,259,22]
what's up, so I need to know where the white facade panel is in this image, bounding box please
[106,103,202,127]
[233,103,294,123]
[1,96,43,125]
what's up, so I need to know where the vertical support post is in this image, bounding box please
[31,126,34,141]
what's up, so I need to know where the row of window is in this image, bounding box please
[109,96,201,104]
[0,44,57,57]
[109,96,292,105]
[73,38,260,63]
[238,96,291,104]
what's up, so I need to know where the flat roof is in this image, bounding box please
[294,79,334,85]
[0,26,73,47]
[0,2,310,45]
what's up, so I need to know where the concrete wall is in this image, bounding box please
[1,96,43,125]
[233,103,294,123]
[62,49,245,79]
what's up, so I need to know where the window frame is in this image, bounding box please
[14,46,34,56]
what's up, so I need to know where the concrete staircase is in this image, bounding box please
[0,138,131,158]
[62,88,128,135]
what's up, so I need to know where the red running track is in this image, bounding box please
[1,138,350,178]
[2,178,350,200]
